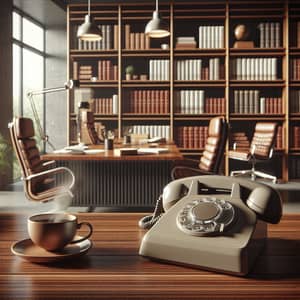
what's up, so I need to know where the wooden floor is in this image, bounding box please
[0,213,299,299]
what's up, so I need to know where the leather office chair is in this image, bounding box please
[229,122,278,183]
[79,111,103,145]
[9,117,75,202]
[171,116,228,180]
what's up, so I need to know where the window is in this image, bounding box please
[12,10,45,179]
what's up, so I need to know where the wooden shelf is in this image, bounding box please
[229,48,285,56]
[67,0,299,181]
[229,80,285,87]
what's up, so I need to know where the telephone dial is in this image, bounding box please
[139,175,282,276]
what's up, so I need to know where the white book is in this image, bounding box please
[249,90,254,114]
[263,58,268,80]
[211,26,215,49]
[258,58,263,80]
[244,90,249,113]
[250,58,255,80]
[254,58,259,81]
[199,90,205,113]
[220,26,223,48]
[241,58,246,80]
[149,60,153,80]
[258,23,264,48]
[203,26,207,48]
[260,97,266,113]
[239,90,243,113]
[194,90,199,114]
[198,26,203,48]
[112,94,118,114]
[166,60,170,80]
[271,58,277,80]
[176,60,180,80]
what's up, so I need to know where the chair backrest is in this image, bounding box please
[199,116,227,173]
[9,117,49,196]
[80,111,103,145]
[250,122,278,160]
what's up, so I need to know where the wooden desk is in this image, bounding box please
[1,213,299,299]
[42,144,183,208]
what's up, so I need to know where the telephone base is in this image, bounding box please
[140,219,266,276]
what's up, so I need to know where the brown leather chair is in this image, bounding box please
[229,122,278,183]
[79,111,103,145]
[171,116,228,180]
[9,117,75,202]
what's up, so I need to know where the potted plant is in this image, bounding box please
[125,65,135,80]
[0,133,11,189]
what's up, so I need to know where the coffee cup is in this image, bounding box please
[28,213,93,251]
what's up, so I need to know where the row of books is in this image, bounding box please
[290,58,300,81]
[198,26,224,49]
[77,25,118,50]
[176,126,209,149]
[291,126,300,148]
[130,125,170,140]
[75,65,93,80]
[124,25,151,50]
[175,58,223,80]
[174,90,225,114]
[290,89,300,113]
[257,22,281,48]
[125,90,169,114]
[90,95,118,115]
[73,61,118,81]
[230,58,278,80]
[233,90,283,114]
[149,60,170,81]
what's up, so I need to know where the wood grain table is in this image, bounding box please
[0,213,299,299]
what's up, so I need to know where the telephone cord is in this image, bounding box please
[138,195,164,229]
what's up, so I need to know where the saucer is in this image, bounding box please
[11,236,92,263]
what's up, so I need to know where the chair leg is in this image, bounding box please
[230,169,253,177]
[253,170,277,183]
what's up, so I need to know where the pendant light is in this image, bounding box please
[77,0,102,41]
[145,0,170,38]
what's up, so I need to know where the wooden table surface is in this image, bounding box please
[0,213,299,299]
[42,143,183,161]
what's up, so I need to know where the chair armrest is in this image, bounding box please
[172,158,200,169]
[24,167,75,190]
[42,160,56,167]
[171,166,214,180]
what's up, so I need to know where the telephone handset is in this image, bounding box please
[139,175,282,275]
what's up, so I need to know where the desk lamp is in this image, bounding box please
[27,80,78,151]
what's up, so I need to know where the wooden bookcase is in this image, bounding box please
[67,0,300,182]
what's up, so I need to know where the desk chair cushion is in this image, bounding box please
[228,150,251,161]
[172,116,227,180]
[14,117,54,194]
[199,116,226,172]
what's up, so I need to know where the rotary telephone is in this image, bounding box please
[139,175,282,276]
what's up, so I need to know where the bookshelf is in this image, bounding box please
[67,0,300,182]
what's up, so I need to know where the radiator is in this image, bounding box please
[56,160,172,207]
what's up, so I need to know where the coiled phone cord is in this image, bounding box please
[138,194,164,229]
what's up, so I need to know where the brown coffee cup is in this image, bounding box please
[28,213,93,251]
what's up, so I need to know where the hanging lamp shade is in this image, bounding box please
[145,10,170,38]
[77,14,102,41]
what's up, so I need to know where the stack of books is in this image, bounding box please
[91,95,118,115]
[275,126,283,149]
[130,125,170,140]
[176,126,208,149]
[149,60,170,81]
[290,90,300,113]
[257,22,281,48]
[198,25,224,49]
[78,65,93,81]
[290,58,300,80]
[291,126,300,148]
[175,36,197,49]
[97,60,118,80]
[124,25,150,50]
